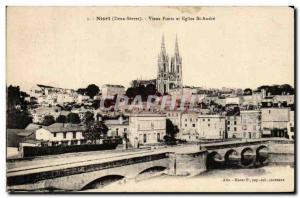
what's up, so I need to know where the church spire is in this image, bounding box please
[175,35,179,55]
[161,34,166,54]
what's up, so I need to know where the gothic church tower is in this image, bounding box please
[157,35,183,94]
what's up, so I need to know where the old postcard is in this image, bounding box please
[6,6,295,193]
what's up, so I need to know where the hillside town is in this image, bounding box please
[7,36,295,158]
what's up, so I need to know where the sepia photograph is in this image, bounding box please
[6,6,295,193]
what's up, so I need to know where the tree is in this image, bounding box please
[56,115,67,123]
[76,88,86,95]
[243,88,252,95]
[125,84,157,101]
[7,85,32,129]
[145,84,156,96]
[125,87,139,98]
[85,84,100,99]
[166,119,179,140]
[256,84,295,95]
[67,113,81,124]
[7,109,32,129]
[83,111,94,125]
[42,115,55,126]
[83,121,109,143]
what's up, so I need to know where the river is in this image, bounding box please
[84,164,294,192]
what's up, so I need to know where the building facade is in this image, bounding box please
[156,35,183,94]
[261,107,291,137]
[101,84,125,97]
[35,123,86,146]
[239,110,261,139]
[197,115,226,139]
[128,113,166,147]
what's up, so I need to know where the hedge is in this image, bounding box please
[23,138,122,157]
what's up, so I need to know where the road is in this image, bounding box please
[6,138,288,176]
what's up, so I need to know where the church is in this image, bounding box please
[156,35,183,94]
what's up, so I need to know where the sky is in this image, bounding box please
[6,6,294,92]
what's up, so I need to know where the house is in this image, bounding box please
[30,106,61,123]
[104,116,129,138]
[35,123,86,146]
[227,110,261,139]
[273,95,294,106]
[225,97,241,105]
[226,114,242,139]
[239,110,261,139]
[7,129,35,148]
[180,111,198,131]
[25,123,42,130]
[197,114,226,139]
[261,107,290,137]
[101,84,125,97]
[128,112,166,147]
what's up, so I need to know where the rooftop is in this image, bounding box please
[102,84,125,88]
[42,123,86,133]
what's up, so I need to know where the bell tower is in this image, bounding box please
[156,35,183,94]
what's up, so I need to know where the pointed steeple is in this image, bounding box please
[175,35,179,55]
[161,34,166,54]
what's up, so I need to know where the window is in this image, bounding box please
[208,124,210,127]
[185,119,187,122]
[116,128,119,136]
[157,133,160,141]
[143,134,147,143]
[190,118,192,122]
[234,127,237,131]
[192,124,195,127]
[73,132,76,139]
[124,128,127,132]
[63,132,67,139]
[227,121,230,125]
[234,121,237,125]
[53,133,57,137]
[208,119,210,122]
[203,119,205,121]
[228,127,230,131]
[185,124,187,127]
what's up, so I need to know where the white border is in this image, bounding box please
[0,1,298,198]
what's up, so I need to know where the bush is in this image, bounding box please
[22,139,122,157]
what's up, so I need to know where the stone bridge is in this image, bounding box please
[204,140,269,168]
[7,139,271,191]
[7,151,170,191]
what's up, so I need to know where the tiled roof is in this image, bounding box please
[25,123,42,130]
[43,123,86,133]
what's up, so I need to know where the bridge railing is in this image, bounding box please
[204,140,269,150]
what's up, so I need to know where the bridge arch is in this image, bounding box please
[256,145,269,165]
[224,149,240,167]
[241,147,255,166]
[207,151,223,169]
[81,174,125,191]
[135,166,167,181]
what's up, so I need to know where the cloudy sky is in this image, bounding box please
[7,6,294,92]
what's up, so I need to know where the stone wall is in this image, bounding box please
[168,150,207,176]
